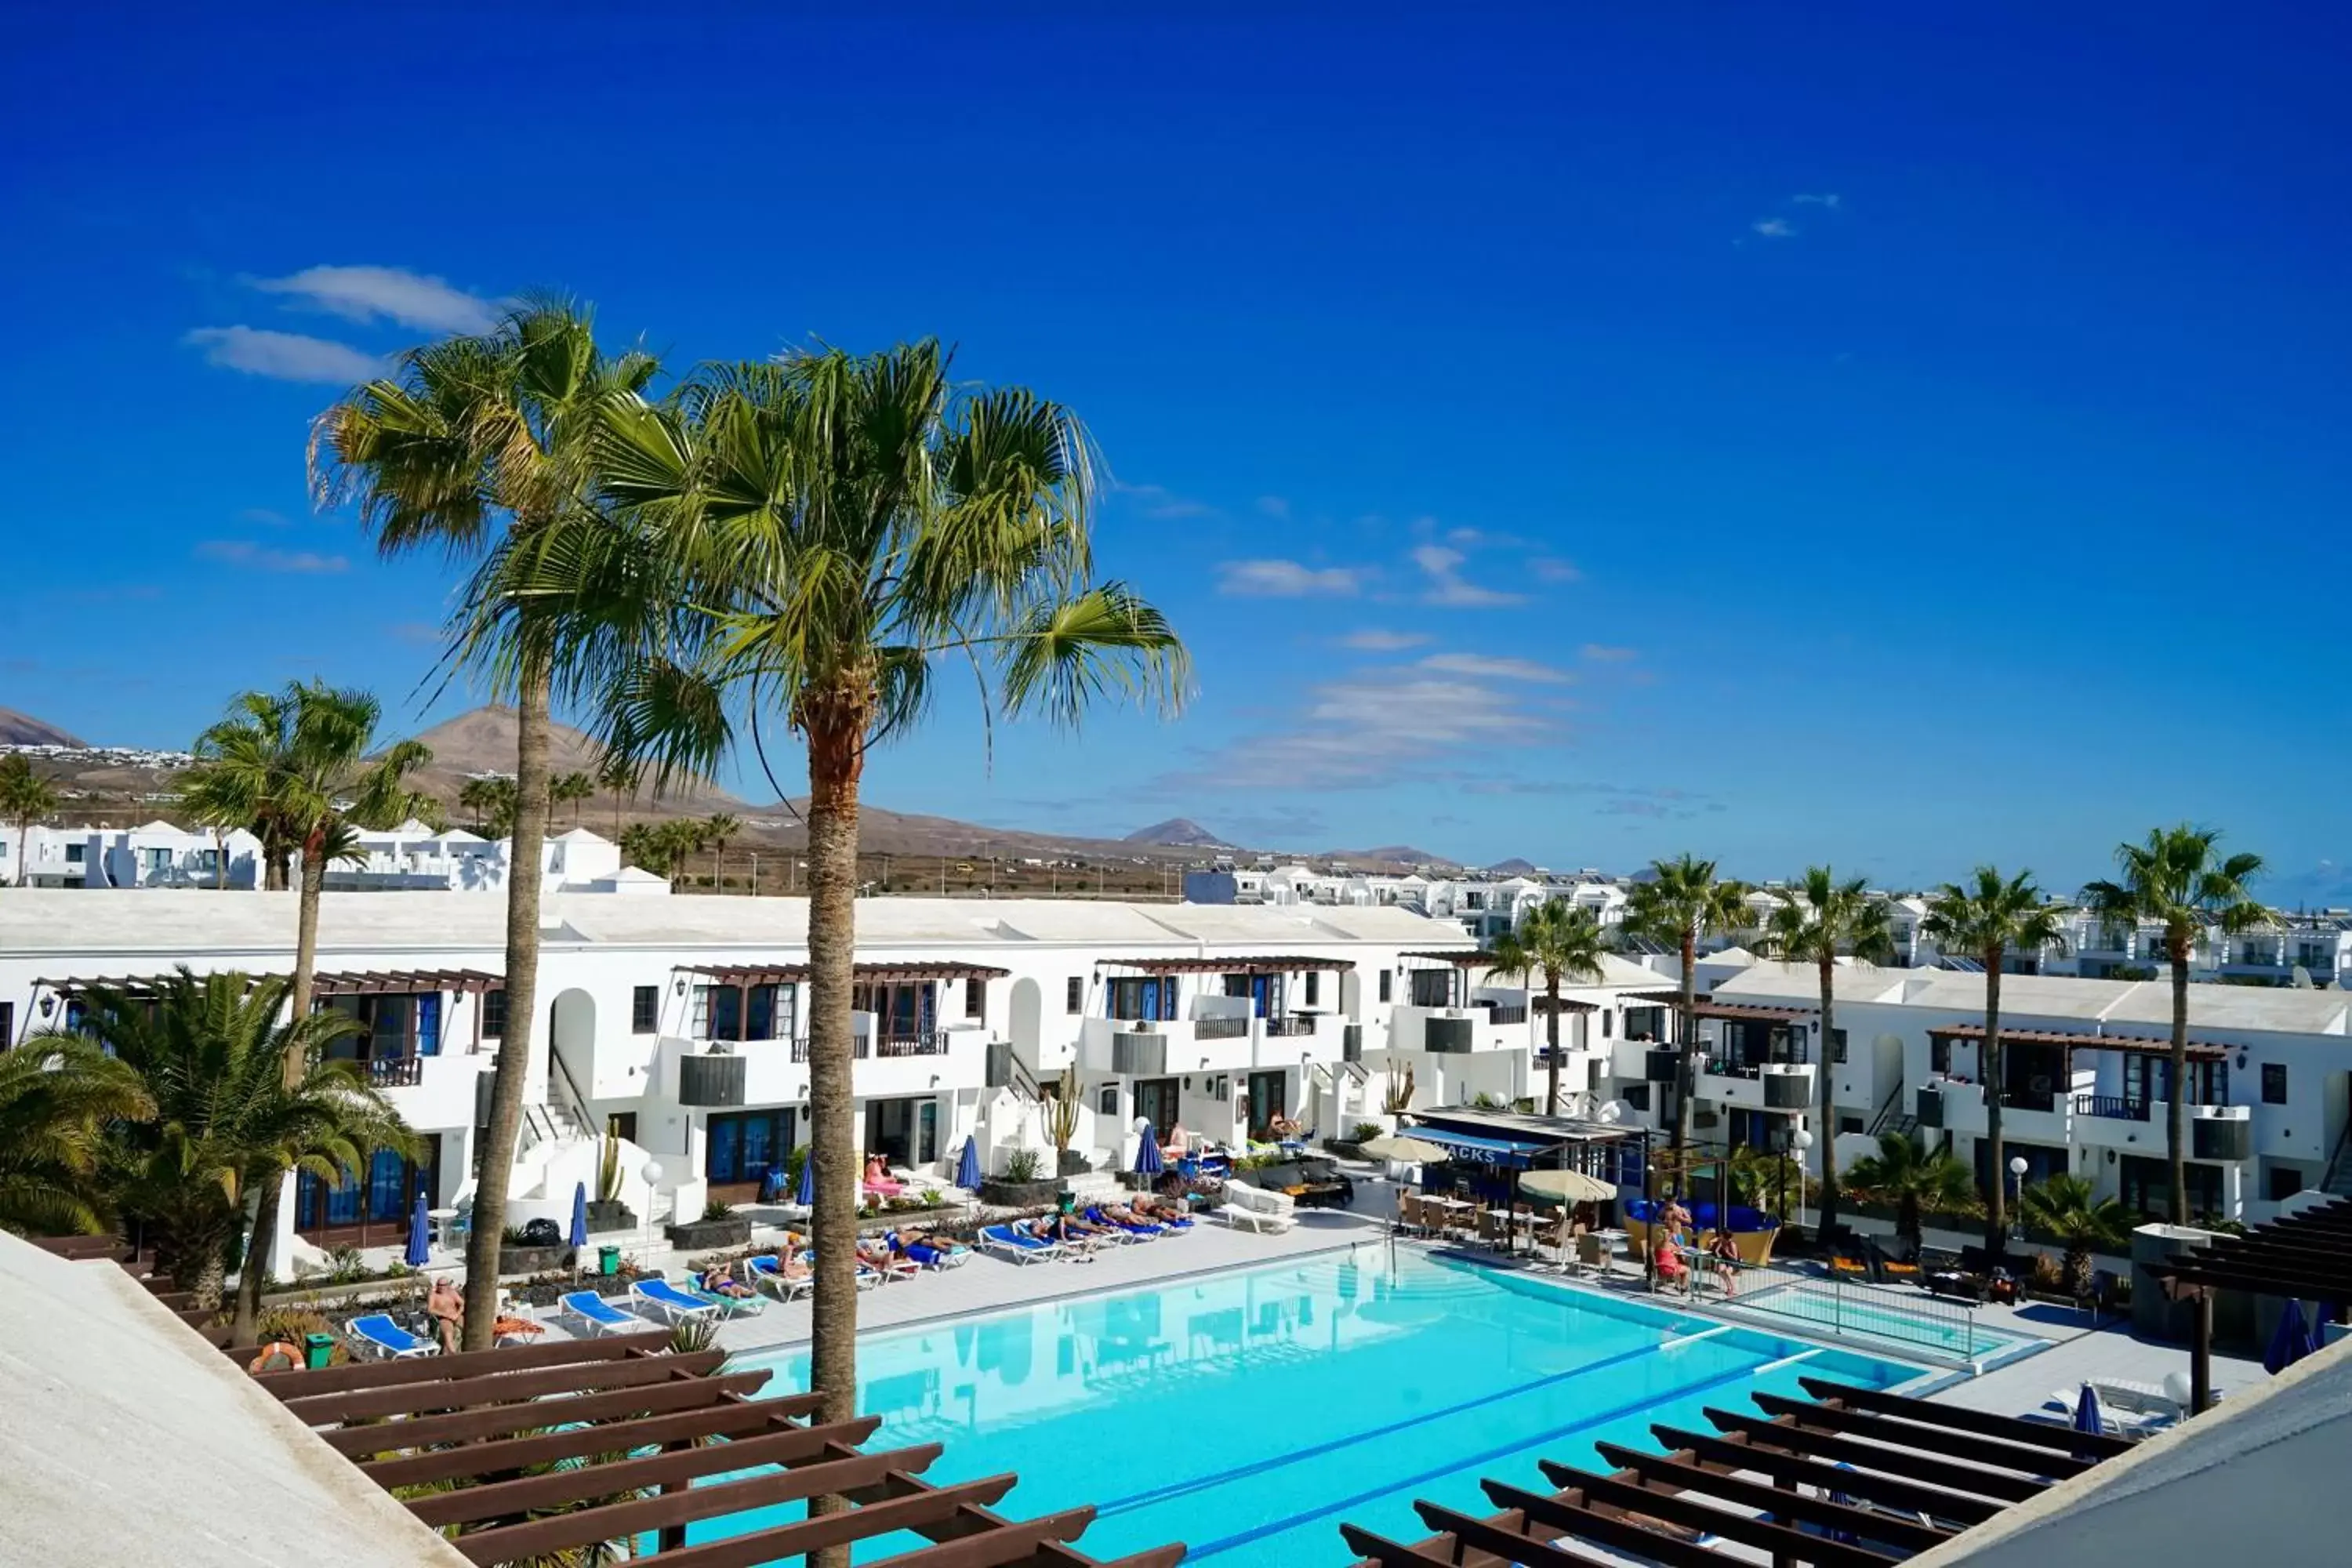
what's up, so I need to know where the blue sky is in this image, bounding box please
[8,6,2350,898]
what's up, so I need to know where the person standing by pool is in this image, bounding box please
[425,1276,464,1352]
[1706,1229,1740,1297]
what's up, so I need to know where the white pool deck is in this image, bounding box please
[473,1169,2266,1420]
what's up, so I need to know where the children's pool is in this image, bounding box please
[708,1247,1928,1565]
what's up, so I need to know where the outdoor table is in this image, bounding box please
[429,1207,459,1248]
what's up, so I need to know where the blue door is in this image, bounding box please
[416,993,442,1056]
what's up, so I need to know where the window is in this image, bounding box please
[0,1001,10,1046]
[1837,1113,1864,1136]
[2268,1163,2306,1203]
[2263,1063,2288,1104]
[1065,976,1083,1014]
[965,977,985,1020]
[64,844,83,864]
[1831,1028,1849,1065]
[631,985,659,1035]
[1929,1036,1950,1075]
[1305,972,1320,1007]
[1377,968,1392,1003]
[481,989,507,1039]
[143,848,171,874]
[1098,1083,1120,1115]
[1109,976,1178,1022]
[1601,1011,1612,1037]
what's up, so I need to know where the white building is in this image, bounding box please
[2,821,267,890]
[0,890,1457,1276]
[1,822,664,898]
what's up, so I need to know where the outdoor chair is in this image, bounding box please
[559,1290,655,1337]
[347,1312,436,1359]
[978,1223,1063,1264]
[630,1276,723,1323]
[745,1254,811,1302]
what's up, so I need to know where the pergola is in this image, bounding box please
[1924,1023,2229,1062]
[1396,949,1493,966]
[1091,955,1356,974]
[1626,989,1817,1023]
[1341,1376,2134,1566]
[2158,1196,2352,1414]
[31,967,503,999]
[674,961,1013,985]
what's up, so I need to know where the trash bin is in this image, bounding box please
[302,1332,335,1370]
[598,1244,621,1277]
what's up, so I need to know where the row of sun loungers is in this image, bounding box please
[977,1206,1198,1264]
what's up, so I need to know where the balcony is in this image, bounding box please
[367,1052,492,1132]
[1255,1011,1345,1068]
[677,1053,747,1108]
[1080,1015,1251,1076]
[1697,1058,1813,1112]
[660,1036,800,1107]
[1392,1004,1526,1055]
[1915,1079,2075,1144]
[2071,1097,2252,1161]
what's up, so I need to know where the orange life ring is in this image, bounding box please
[249,1340,303,1372]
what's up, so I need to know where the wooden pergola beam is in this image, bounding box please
[1701,1409,2049,1503]
[283,1346,726,1424]
[1497,1471,1900,1566]
[1582,1444,1952,1553]
[1646,1424,2005,1526]
[1748,1392,2096,1479]
[256,1328,670,1399]
[576,1472,1020,1568]
[317,1368,773,1455]
[360,1395,837,1487]
[1798,1379,2136,1458]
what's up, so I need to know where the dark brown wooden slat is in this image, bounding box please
[450,1444,945,1564]
[870,1509,1098,1567]
[1075,1548,1189,1568]
[1417,1501,1663,1566]
[1584,1444,1952,1554]
[256,1329,670,1397]
[1798,1380,2136,1459]
[409,1417,887,1526]
[318,1369,773,1455]
[556,1471,1019,1568]
[1649,1424,2004,1526]
[360,1396,837,1488]
[1703,1410,2048,1504]
[1748,1393,2093,1479]
[285,1347,727,1423]
[1339,1521,1490,1566]
[2165,1262,2352,1298]
[1500,1472,1899,1567]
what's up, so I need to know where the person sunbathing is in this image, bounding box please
[855,1237,900,1270]
[1131,1194,1192,1225]
[768,1247,814,1283]
[1094,1203,1160,1230]
[702,1261,756,1300]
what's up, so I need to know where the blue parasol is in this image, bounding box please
[2264,1298,2314,1374]
[795,1151,816,1208]
[568,1181,589,1250]
[2072,1382,2103,1436]
[956,1134,982,1192]
[404,1192,431,1269]
[1133,1121,1165,1179]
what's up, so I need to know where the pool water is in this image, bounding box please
[712,1248,1925,1566]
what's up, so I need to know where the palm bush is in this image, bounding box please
[1490,901,1607,1116]
[2018,1173,2128,1295]
[0,1039,153,1236]
[1842,1131,1976,1251]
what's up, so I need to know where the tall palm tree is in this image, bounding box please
[2084,826,2265,1221]
[1488,901,1607,1115]
[0,1037,153,1236]
[1842,1130,1975,1254]
[550,770,596,826]
[457,774,521,837]
[0,753,60,887]
[42,971,416,1313]
[315,299,659,1351]
[1624,856,1751,1189]
[702,811,740,893]
[591,342,1188,1532]
[597,753,637,837]
[1922,867,2069,1250]
[1758,866,1893,1238]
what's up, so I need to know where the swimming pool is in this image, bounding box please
[1728,1277,2036,1365]
[713,1247,1928,1566]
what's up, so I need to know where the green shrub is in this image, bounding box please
[1003,1148,1044,1183]
[701,1201,735,1223]
[1349,1122,1383,1144]
[919,1188,943,1207]
[327,1246,368,1283]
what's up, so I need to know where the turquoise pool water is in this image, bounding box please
[712,1248,1925,1566]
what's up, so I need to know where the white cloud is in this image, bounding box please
[1420,652,1574,684]
[1411,543,1526,607]
[1337,628,1430,651]
[250,264,500,333]
[1529,556,1583,583]
[195,539,350,574]
[1117,482,1216,520]
[1580,643,1638,662]
[183,326,381,383]
[237,506,292,527]
[1792,193,1842,208]
[1256,495,1291,520]
[1751,217,1797,239]
[1216,558,1366,597]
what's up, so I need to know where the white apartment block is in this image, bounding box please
[0,890,1457,1276]
[1185,866,1633,944]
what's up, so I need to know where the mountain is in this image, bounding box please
[1330,844,1450,866]
[402,706,742,808]
[1125,818,1235,848]
[1487,857,1539,876]
[0,707,88,747]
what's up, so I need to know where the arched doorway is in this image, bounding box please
[1009,977,1042,1063]
[547,988,597,1116]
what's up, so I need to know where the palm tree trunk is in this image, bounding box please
[213,829,227,891]
[1815,956,1841,1236]
[1542,974,1563,1116]
[12,812,27,886]
[233,1177,285,1343]
[803,691,868,1568]
[1983,947,2005,1252]
[462,655,554,1352]
[289,840,325,1077]
[1670,931,1697,1196]
[2169,929,2190,1223]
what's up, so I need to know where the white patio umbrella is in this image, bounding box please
[1359,1134,1448,1165]
[1518,1168,1616,1204]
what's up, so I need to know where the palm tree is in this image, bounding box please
[0,1038,153,1236]
[1922,867,2070,1250]
[1842,1131,1976,1254]
[1489,902,1607,1115]
[2084,826,2265,1221]
[591,341,1188,1517]
[41,971,416,1314]
[457,774,520,837]
[2018,1172,2128,1296]
[0,753,60,886]
[597,753,637,837]
[550,770,596,826]
[702,812,740,893]
[1624,856,1751,1189]
[1758,866,1893,1238]
[315,299,659,1351]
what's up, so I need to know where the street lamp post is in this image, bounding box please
[2008,1155,2029,1246]
[1791,1127,1815,1232]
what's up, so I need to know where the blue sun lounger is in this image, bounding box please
[347,1313,436,1359]
[978,1223,1062,1264]
[631,1277,722,1323]
[559,1290,655,1337]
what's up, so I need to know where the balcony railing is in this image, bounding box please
[866,1031,949,1058]
[1261,1014,1317,1037]
[1991,1087,2057,1113]
[1483,1004,1529,1025]
[2074,1093,2151,1122]
[366,1054,423,1088]
[1196,1015,1250,1040]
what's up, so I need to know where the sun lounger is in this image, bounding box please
[1084,1206,1161,1240]
[347,1312,437,1359]
[1220,1181,1297,1234]
[744,1254,812,1301]
[693,1275,767,1316]
[631,1277,723,1323]
[899,1236,971,1269]
[560,1290,655,1337]
[978,1223,1064,1264]
[859,1248,921,1284]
